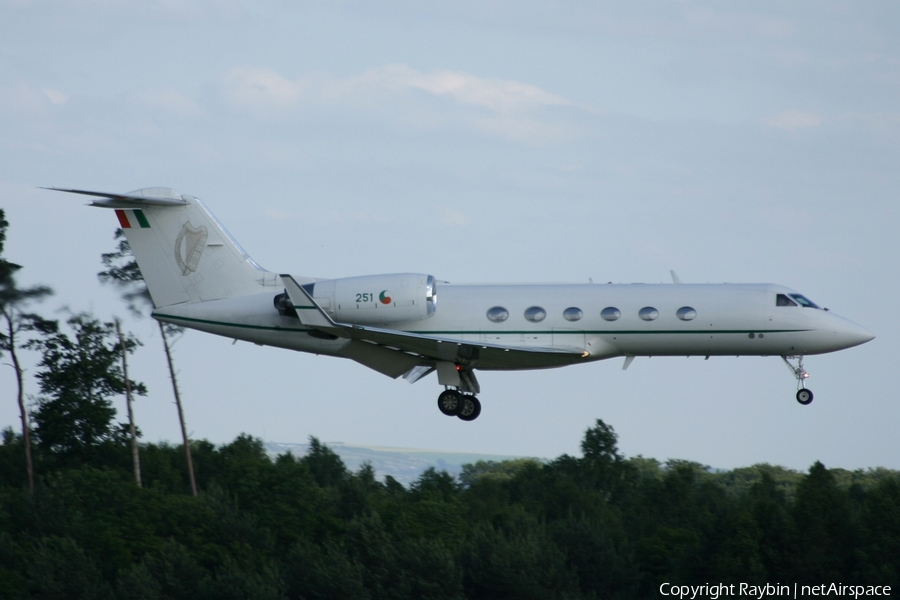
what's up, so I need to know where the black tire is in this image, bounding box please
[796,389,814,405]
[438,390,462,416]
[457,396,482,421]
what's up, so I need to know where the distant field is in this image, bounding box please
[264,441,529,485]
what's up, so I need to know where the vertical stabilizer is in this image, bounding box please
[48,187,274,307]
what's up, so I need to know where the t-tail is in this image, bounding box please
[46,187,276,307]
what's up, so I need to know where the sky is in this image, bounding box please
[1,0,898,472]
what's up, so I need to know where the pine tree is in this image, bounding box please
[0,208,52,493]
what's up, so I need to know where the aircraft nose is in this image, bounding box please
[831,316,875,350]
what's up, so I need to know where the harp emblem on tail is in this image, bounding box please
[174,221,208,275]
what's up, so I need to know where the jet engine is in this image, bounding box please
[304,273,437,326]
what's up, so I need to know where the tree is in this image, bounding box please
[27,313,146,463]
[302,437,349,488]
[99,229,197,495]
[580,418,629,498]
[116,317,142,487]
[790,461,856,580]
[0,208,53,493]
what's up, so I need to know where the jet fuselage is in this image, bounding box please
[154,281,873,370]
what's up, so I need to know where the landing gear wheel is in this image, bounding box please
[783,356,813,406]
[437,390,463,416]
[457,396,482,421]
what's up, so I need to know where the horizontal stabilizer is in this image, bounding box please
[41,187,189,208]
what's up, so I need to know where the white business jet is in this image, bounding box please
[49,187,874,421]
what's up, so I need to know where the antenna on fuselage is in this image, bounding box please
[670,270,683,284]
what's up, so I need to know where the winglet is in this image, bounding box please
[280,274,337,329]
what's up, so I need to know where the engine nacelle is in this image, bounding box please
[307,273,437,325]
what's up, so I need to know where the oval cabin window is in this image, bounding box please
[677,306,697,321]
[639,307,659,321]
[601,307,621,321]
[486,306,509,323]
[524,306,546,322]
[563,307,583,321]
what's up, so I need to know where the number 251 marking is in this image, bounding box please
[356,293,373,303]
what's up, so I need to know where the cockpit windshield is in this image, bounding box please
[789,294,820,309]
[776,294,798,307]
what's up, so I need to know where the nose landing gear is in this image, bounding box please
[782,355,813,405]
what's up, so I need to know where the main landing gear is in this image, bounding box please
[437,389,482,421]
[782,355,814,405]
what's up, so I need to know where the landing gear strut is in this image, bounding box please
[782,355,813,405]
[434,363,482,421]
[436,389,482,421]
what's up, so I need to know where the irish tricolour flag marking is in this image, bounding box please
[115,209,150,229]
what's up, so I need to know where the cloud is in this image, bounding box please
[220,64,577,141]
[0,82,68,115]
[351,64,571,113]
[222,67,307,111]
[42,88,68,105]
[761,110,824,132]
[435,206,469,226]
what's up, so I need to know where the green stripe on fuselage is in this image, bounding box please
[153,312,808,337]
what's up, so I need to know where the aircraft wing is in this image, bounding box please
[280,274,587,372]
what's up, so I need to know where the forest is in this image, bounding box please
[1,209,898,599]
[1,422,899,599]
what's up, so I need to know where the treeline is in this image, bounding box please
[1,422,898,599]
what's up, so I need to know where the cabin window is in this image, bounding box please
[639,307,659,321]
[790,294,820,309]
[486,306,509,322]
[524,306,546,322]
[676,306,697,321]
[563,307,583,321]
[776,294,798,307]
[601,307,620,321]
